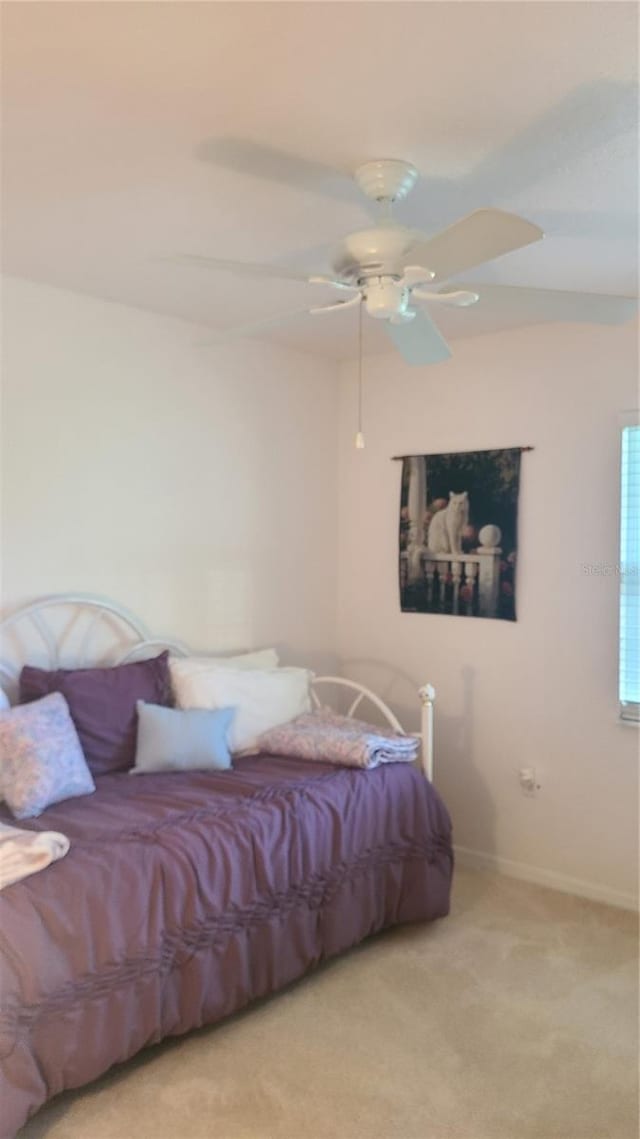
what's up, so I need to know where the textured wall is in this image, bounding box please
[1,277,339,671]
[337,320,639,907]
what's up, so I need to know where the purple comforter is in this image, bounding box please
[0,756,453,1137]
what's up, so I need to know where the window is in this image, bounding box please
[619,421,640,722]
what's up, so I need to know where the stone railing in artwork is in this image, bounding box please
[400,527,503,618]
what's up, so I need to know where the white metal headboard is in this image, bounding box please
[0,594,435,781]
[0,594,190,685]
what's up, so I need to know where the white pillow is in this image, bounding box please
[173,666,312,755]
[170,649,279,700]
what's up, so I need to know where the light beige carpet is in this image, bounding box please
[18,868,639,1139]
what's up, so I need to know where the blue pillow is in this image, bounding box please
[131,702,234,774]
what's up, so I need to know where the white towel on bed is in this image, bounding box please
[0,821,70,890]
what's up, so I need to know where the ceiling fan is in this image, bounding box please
[172,158,636,365]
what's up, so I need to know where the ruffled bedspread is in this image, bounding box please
[0,754,453,1137]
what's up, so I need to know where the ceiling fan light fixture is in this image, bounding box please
[364,278,409,320]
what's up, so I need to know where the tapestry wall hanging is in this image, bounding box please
[398,447,526,621]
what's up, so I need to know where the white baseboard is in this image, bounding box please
[454,845,639,912]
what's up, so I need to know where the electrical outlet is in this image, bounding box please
[518,767,540,796]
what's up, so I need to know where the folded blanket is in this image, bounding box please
[0,821,70,890]
[258,708,419,770]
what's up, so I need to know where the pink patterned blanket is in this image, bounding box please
[258,709,419,769]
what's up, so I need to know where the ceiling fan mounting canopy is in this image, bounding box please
[353,159,419,204]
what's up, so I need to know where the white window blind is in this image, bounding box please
[619,423,640,722]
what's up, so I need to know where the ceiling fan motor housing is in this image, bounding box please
[332,225,417,284]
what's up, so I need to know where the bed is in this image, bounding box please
[0,596,453,1138]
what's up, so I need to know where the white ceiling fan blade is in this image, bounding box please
[466,80,638,206]
[454,283,639,325]
[308,276,359,293]
[412,288,480,307]
[397,81,638,237]
[200,306,314,343]
[384,309,451,366]
[170,253,350,290]
[200,296,361,344]
[407,209,544,282]
[310,295,362,315]
[195,138,365,210]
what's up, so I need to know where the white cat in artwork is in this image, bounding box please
[427,492,469,556]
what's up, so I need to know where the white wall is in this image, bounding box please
[337,321,639,908]
[2,278,637,907]
[1,277,339,670]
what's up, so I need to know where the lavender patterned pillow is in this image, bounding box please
[0,692,95,820]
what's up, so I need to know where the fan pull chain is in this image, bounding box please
[355,299,365,450]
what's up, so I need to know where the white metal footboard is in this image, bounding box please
[311,676,435,781]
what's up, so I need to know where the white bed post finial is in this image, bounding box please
[418,684,435,782]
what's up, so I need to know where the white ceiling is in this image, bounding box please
[2,1,638,361]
